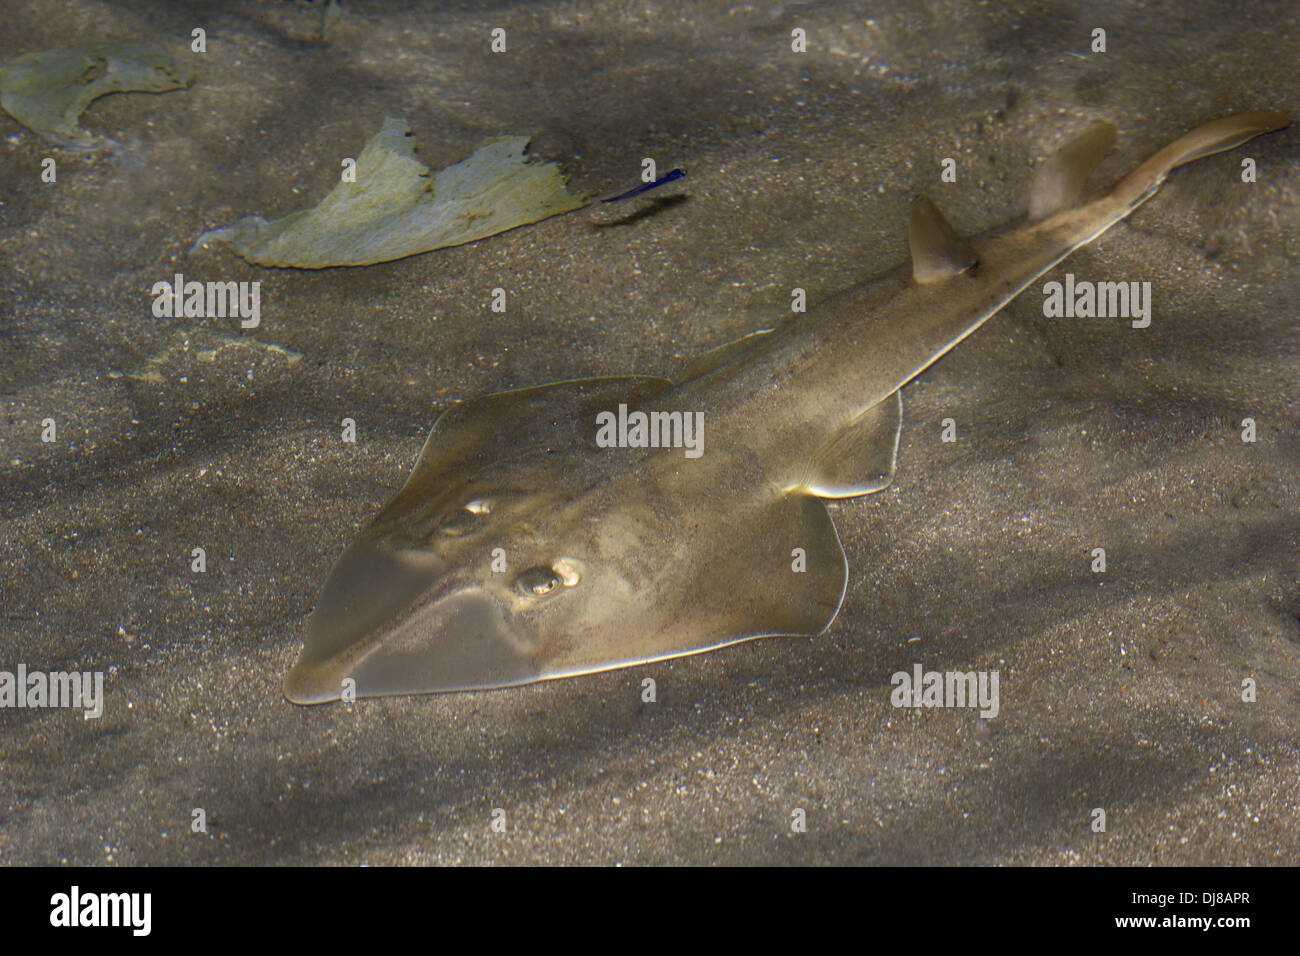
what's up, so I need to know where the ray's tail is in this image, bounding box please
[1110,110,1291,208]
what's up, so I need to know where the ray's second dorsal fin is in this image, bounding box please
[909,196,977,284]
[1028,120,1118,221]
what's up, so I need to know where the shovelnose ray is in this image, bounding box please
[284,110,1290,704]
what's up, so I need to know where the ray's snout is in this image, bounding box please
[283,538,538,704]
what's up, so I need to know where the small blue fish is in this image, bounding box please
[602,168,687,203]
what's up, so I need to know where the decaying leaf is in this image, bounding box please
[0,42,195,149]
[194,118,590,268]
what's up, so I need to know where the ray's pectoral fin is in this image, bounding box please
[677,328,775,382]
[540,490,851,680]
[397,375,674,497]
[802,390,902,498]
[730,493,849,639]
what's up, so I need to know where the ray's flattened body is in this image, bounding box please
[284,110,1290,704]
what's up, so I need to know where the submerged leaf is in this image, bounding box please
[127,329,302,384]
[0,42,195,149]
[195,118,590,268]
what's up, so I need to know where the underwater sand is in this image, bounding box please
[1,0,1297,864]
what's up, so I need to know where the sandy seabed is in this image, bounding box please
[1,0,1297,865]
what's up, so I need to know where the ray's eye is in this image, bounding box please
[437,499,491,536]
[517,559,581,598]
[518,567,560,597]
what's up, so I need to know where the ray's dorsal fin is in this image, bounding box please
[1028,120,1118,221]
[909,196,977,283]
[803,390,902,498]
